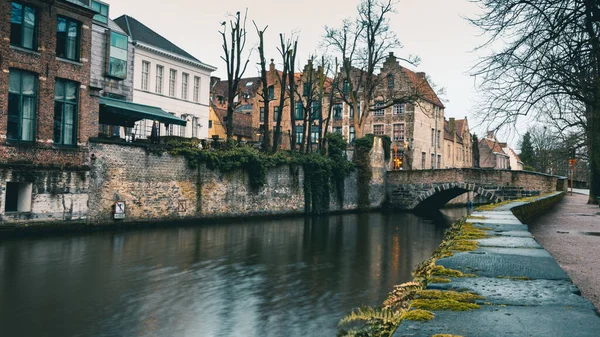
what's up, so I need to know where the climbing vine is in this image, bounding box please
[155,135,354,209]
[354,134,375,210]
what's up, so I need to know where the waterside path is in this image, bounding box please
[393,192,600,337]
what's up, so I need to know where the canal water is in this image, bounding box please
[0,209,467,337]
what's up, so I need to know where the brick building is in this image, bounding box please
[332,52,446,170]
[0,0,97,220]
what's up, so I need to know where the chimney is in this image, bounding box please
[487,130,495,140]
[269,59,275,72]
[210,76,221,89]
[449,118,456,133]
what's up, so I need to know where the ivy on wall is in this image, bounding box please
[156,134,354,213]
[354,134,375,210]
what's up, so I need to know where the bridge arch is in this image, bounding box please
[409,182,501,210]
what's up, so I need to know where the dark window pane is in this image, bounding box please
[54,102,63,143]
[7,93,20,140]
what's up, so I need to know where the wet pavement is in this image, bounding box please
[394,192,600,337]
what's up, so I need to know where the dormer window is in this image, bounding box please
[91,1,109,24]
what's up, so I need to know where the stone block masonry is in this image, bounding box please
[85,138,388,224]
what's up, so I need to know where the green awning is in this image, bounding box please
[99,97,187,127]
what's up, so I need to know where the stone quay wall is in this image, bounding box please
[85,138,388,224]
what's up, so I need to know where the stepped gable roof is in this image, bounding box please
[114,15,215,70]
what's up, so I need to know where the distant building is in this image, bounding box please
[443,117,473,168]
[478,131,511,169]
[114,15,216,140]
[502,144,524,171]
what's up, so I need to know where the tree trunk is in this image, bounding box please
[288,41,298,151]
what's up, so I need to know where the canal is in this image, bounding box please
[0,209,467,337]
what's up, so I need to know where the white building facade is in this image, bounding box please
[115,15,216,140]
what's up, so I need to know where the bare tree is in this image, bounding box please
[469,0,600,203]
[273,34,293,152]
[324,0,421,138]
[220,10,251,141]
[288,40,298,150]
[254,22,270,151]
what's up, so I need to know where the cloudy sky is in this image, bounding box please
[103,0,519,141]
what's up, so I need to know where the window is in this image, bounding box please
[191,117,198,138]
[303,83,310,96]
[260,107,265,122]
[431,128,435,145]
[273,106,280,122]
[181,73,189,100]
[10,2,37,50]
[141,61,150,90]
[393,124,404,141]
[268,85,274,100]
[421,152,426,169]
[343,80,350,94]
[91,1,109,24]
[349,126,355,143]
[387,74,394,89]
[393,103,405,114]
[333,126,342,134]
[208,120,213,128]
[7,69,37,142]
[193,76,201,102]
[54,79,78,146]
[179,116,186,137]
[431,153,435,169]
[333,103,343,119]
[56,17,80,61]
[311,101,321,119]
[374,101,384,116]
[4,182,32,213]
[108,32,128,78]
[311,126,320,144]
[350,103,360,119]
[295,102,303,120]
[155,65,163,93]
[437,155,441,169]
[169,69,177,96]
[373,124,384,136]
[437,130,441,148]
[295,125,304,144]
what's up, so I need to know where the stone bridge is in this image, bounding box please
[387,168,565,210]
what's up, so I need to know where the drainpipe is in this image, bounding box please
[434,106,438,169]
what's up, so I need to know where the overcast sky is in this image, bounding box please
[103,0,522,143]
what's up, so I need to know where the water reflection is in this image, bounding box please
[0,209,466,337]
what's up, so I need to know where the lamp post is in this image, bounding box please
[568,146,576,196]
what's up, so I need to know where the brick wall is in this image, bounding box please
[0,0,96,167]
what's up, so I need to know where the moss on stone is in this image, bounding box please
[403,309,434,321]
[448,239,479,252]
[431,265,475,278]
[429,277,451,283]
[416,290,484,303]
[412,298,480,311]
[432,334,464,337]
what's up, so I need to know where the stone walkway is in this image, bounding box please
[393,193,600,337]
[529,193,600,310]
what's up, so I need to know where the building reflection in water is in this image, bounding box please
[0,209,466,337]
